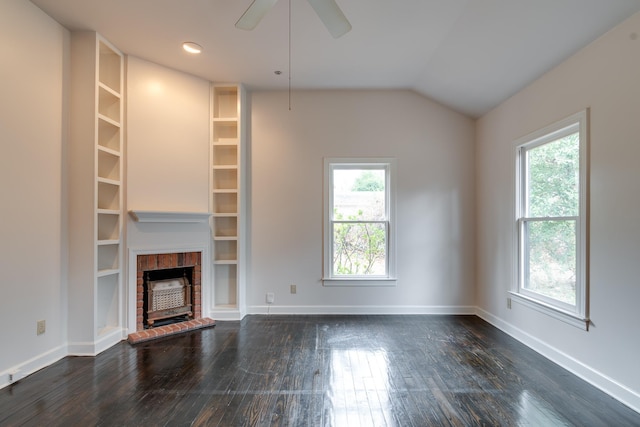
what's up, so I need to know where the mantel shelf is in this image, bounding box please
[129,210,211,223]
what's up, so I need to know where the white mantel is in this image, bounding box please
[129,210,211,223]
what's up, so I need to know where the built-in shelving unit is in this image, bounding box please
[210,85,246,319]
[68,32,124,354]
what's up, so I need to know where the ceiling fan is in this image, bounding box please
[236,0,352,38]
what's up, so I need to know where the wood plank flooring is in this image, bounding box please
[1,315,639,426]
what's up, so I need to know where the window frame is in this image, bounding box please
[512,110,589,329]
[323,158,397,285]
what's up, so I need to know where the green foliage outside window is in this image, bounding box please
[352,171,385,192]
[333,212,386,276]
[525,133,579,305]
[332,169,386,276]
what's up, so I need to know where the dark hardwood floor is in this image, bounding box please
[1,315,639,426]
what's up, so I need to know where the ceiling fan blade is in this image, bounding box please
[236,0,280,31]
[306,0,352,38]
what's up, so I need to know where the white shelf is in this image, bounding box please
[97,114,120,128]
[97,177,120,186]
[97,268,120,278]
[97,145,121,157]
[214,260,238,265]
[129,210,211,223]
[98,81,121,98]
[213,214,239,218]
[97,239,119,246]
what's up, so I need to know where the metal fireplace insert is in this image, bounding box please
[145,269,193,327]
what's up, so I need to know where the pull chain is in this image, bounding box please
[288,0,292,110]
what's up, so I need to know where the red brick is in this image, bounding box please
[137,255,145,272]
[148,254,158,270]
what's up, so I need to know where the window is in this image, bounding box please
[323,158,396,284]
[513,110,589,329]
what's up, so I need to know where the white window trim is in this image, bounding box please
[512,110,589,330]
[323,158,397,286]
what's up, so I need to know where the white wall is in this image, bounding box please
[126,56,210,214]
[126,56,212,331]
[476,13,640,410]
[249,90,476,313]
[0,0,69,384]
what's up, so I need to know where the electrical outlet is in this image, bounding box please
[266,292,275,304]
[290,284,297,294]
[9,370,21,383]
[37,320,46,335]
[507,297,512,309]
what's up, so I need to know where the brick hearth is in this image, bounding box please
[127,318,215,344]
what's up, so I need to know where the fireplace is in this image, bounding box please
[135,251,202,332]
[126,212,215,344]
[144,267,193,327]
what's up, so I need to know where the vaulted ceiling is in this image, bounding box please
[31,0,640,117]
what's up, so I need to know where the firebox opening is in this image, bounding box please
[143,266,194,329]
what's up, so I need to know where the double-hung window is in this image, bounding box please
[323,158,396,284]
[514,110,589,329]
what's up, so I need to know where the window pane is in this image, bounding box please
[527,133,579,217]
[524,220,576,305]
[333,169,386,220]
[333,222,386,276]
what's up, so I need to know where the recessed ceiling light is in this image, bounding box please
[182,42,202,54]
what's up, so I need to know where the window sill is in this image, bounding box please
[509,291,589,331]
[322,277,397,287]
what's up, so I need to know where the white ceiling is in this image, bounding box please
[30,0,640,117]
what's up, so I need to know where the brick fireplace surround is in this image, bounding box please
[127,251,215,344]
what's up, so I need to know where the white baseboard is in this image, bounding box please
[209,310,244,321]
[0,344,67,389]
[247,305,477,316]
[475,307,640,414]
[67,328,124,356]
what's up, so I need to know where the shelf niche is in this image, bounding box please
[213,216,237,238]
[212,144,238,166]
[97,213,120,241]
[212,168,238,190]
[213,87,239,119]
[99,40,121,93]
